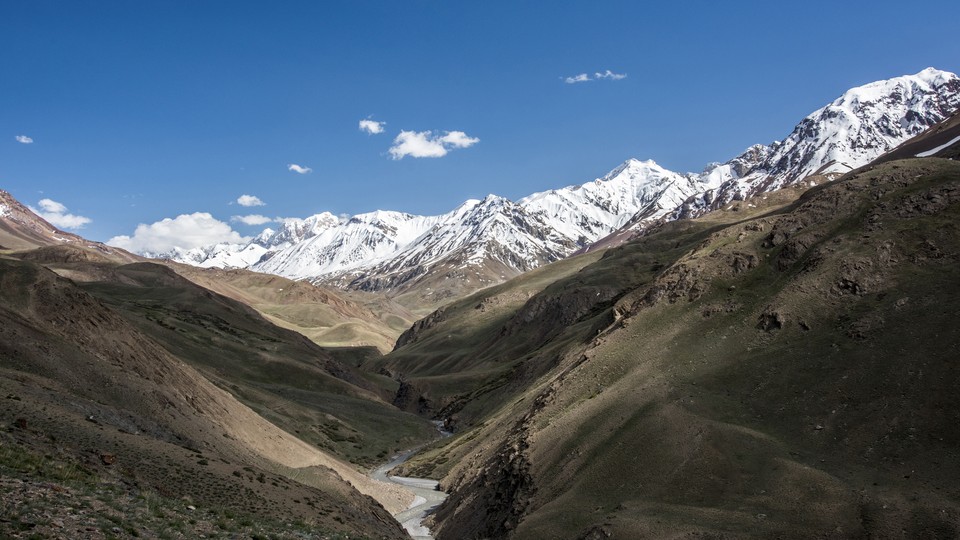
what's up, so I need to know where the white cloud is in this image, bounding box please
[595,69,627,81]
[388,130,480,159]
[440,131,480,149]
[107,213,249,254]
[389,131,447,159]
[564,73,591,84]
[38,198,67,214]
[237,194,266,207]
[288,163,312,174]
[563,70,627,83]
[15,135,34,144]
[28,198,91,230]
[231,214,273,226]
[359,119,386,134]
[274,216,304,225]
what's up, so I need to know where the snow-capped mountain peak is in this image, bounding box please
[252,227,276,245]
[145,68,960,297]
[758,68,960,185]
[671,68,960,219]
[519,156,728,241]
[258,212,341,246]
[599,157,669,180]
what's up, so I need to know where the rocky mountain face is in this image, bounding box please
[146,68,960,298]
[672,67,960,220]
[378,149,960,538]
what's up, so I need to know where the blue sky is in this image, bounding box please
[2,1,958,248]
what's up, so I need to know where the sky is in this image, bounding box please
[2,1,958,251]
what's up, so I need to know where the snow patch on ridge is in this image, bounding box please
[916,134,960,157]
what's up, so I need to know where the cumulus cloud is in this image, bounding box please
[28,198,91,230]
[15,135,34,144]
[359,119,386,134]
[107,213,249,254]
[288,164,312,174]
[231,214,273,226]
[389,131,447,159]
[388,130,480,159]
[563,70,627,83]
[440,131,480,148]
[38,199,67,214]
[237,194,266,207]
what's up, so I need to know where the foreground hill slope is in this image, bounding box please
[0,256,411,538]
[390,156,960,538]
[64,260,433,467]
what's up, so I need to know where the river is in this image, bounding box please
[370,423,450,539]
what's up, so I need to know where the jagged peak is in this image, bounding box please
[480,193,510,205]
[914,67,958,85]
[828,68,958,112]
[278,211,338,224]
[742,142,773,154]
[446,195,512,218]
[254,227,276,242]
[272,212,339,236]
[307,210,340,221]
[347,209,419,225]
[600,158,671,181]
[724,143,774,168]
[450,198,483,215]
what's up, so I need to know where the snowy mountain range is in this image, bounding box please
[674,67,960,218]
[148,68,960,293]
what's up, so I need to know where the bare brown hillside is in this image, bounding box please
[168,263,416,353]
[0,256,414,538]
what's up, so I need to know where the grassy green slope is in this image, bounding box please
[392,158,960,539]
